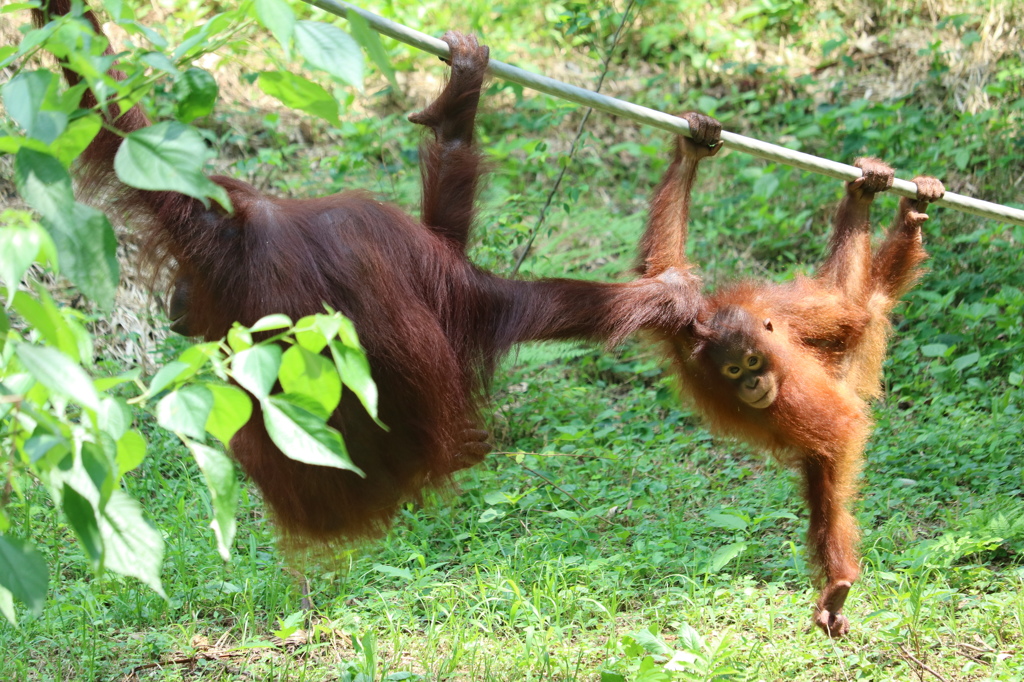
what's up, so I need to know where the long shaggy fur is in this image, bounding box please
[34,3,695,544]
[638,129,935,636]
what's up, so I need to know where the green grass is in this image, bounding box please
[3,0,1024,678]
[4,339,1023,680]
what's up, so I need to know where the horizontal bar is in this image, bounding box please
[304,0,1024,228]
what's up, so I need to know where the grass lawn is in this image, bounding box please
[2,0,1022,679]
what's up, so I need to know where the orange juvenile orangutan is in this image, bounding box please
[639,113,944,636]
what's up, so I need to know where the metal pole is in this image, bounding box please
[303,0,1024,228]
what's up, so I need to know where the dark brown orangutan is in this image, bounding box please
[33,4,695,543]
[639,114,944,636]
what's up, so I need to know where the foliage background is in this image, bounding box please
[1,0,1022,679]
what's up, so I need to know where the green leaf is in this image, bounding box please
[920,343,949,358]
[114,122,232,209]
[295,313,342,352]
[0,136,49,158]
[94,368,141,392]
[13,148,75,220]
[116,430,147,476]
[257,71,339,125]
[15,343,100,411]
[676,622,704,651]
[44,441,112,511]
[99,490,165,597]
[205,384,253,445]
[55,82,88,114]
[15,20,55,58]
[347,11,397,91]
[2,3,38,14]
[62,484,103,568]
[80,441,116,508]
[176,342,223,377]
[227,325,253,352]
[0,536,48,617]
[262,393,361,473]
[24,431,67,467]
[0,374,35,422]
[273,610,305,639]
[954,148,970,171]
[336,315,360,347]
[187,442,238,561]
[295,327,328,353]
[1,71,67,144]
[97,396,132,440]
[44,203,120,311]
[0,585,14,627]
[0,223,43,301]
[279,345,341,417]
[753,171,780,199]
[101,0,125,22]
[478,508,504,523]
[630,628,672,656]
[156,385,214,440]
[705,541,748,573]
[231,345,282,399]
[330,340,380,422]
[249,313,292,332]
[0,308,8,354]
[483,491,513,505]
[706,511,748,531]
[49,113,102,167]
[294,20,363,88]
[254,0,295,58]
[173,67,218,123]
[952,351,980,372]
[821,37,846,58]
[139,51,179,76]
[147,360,191,397]
[12,289,82,361]
[173,14,234,62]
[14,149,119,308]
[123,19,168,50]
[372,563,413,581]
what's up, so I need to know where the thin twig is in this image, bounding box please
[825,634,854,682]
[953,648,987,665]
[496,449,619,462]
[898,644,950,682]
[514,461,586,509]
[512,0,638,275]
[126,650,248,676]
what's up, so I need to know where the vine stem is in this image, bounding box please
[511,0,638,275]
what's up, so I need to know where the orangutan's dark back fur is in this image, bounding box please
[35,2,690,544]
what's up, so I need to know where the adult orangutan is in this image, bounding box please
[35,1,942,637]
[638,114,944,636]
[32,4,696,542]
